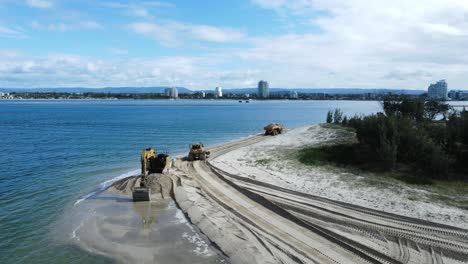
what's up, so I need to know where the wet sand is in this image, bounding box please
[66,174,227,264]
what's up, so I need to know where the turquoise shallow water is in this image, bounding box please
[0,99,380,263]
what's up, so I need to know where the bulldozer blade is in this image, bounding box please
[132,187,150,202]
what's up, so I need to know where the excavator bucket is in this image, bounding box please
[132,187,150,202]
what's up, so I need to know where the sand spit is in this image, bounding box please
[68,125,468,264]
[67,173,226,264]
[211,125,468,229]
[103,170,275,263]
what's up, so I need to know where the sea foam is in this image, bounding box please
[74,169,140,206]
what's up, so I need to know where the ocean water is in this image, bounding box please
[0,99,380,263]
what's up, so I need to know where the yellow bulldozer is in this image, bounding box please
[187,143,210,161]
[133,147,171,202]
[264,123,284,136]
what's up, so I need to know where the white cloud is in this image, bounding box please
[102,2,150,17]
[0,53,190,87]
[128,22,179,46]
[245,0,468,89]
[420,23,464,36]
[31,20,102,32]
[0,52,263,89]
[131,7,150,17]
[3,1,468,90]
[191,25,245,43]
[0,25,26,38]
[26,0,53,9]
[128,21,245,46]
[0,49,21,58]
[102,1,173,18]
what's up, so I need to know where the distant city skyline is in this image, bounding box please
[1,1,468,90]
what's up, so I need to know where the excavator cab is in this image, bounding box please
[141,148,156,176]
[133,147,171,202]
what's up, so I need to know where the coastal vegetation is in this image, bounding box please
[303,97,468,184]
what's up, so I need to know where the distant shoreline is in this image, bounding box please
[0,89,435,101]
[2,98,468,103]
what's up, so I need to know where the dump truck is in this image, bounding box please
[264,123,284,136]
[133,148,171,202]
[187,143,210,161]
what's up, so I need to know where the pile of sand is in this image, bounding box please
[108,174,173,200]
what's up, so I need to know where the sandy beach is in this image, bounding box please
[211,125,468,229]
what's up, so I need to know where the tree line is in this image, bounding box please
[326,97,468,180]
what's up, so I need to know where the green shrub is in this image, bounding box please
[333,108,343,124]
[326,110,333,123]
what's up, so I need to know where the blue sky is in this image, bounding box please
[1,0,468,89]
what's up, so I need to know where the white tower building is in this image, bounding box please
[165,87,178,98]
[215,86,223,98]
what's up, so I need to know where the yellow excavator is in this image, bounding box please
[264,123,284,136]
[187,143,210,161]
[133,148,171,202]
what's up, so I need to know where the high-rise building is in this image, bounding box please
[164,87,178,98]
[215,86,222,98]
[0,92,11,99]
[448,90,468,100]
[258,80,269,99]
[171,87,178,98]
[428,80,448,101]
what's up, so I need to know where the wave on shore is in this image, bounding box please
[73,168,140,206]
